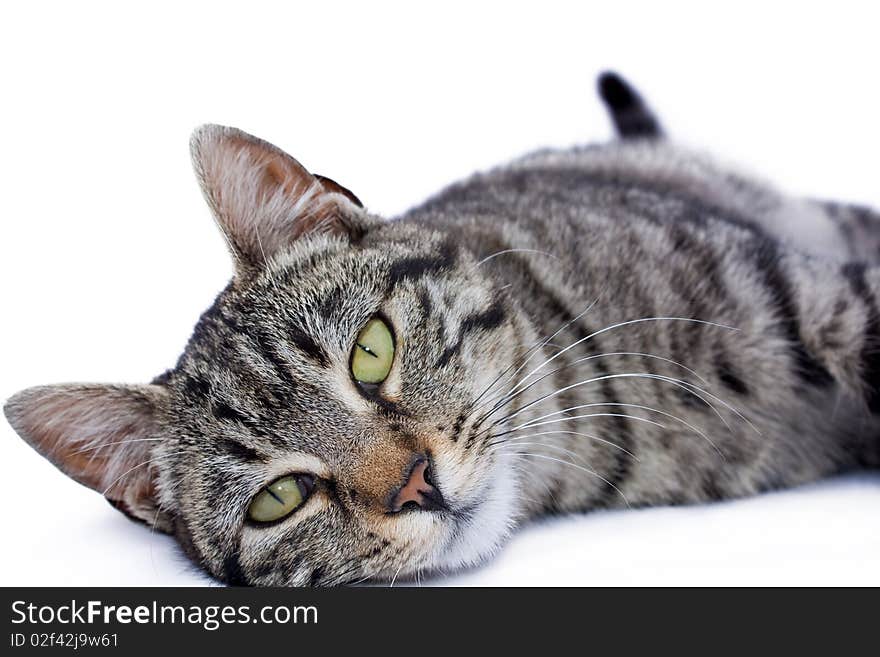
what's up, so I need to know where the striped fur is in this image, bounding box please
[5,73,880,585]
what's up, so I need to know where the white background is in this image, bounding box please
[2,1,879,586]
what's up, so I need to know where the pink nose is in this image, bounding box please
[389,457,446,513]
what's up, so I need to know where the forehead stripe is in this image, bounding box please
[220,305,330,372]
[435,299,506,368]
[286,325,330,367]
[387,241,456,289]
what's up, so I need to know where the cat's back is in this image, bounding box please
[402,140,847,262]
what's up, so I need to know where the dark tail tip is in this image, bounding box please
[597,71,664,139]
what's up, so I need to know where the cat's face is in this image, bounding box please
[4,126,524,585]
[160,225,522,585]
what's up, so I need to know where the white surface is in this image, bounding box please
[1,1,878,586]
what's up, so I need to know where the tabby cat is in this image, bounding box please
[6,73,880,586]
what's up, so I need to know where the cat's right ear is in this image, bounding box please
[3,383,172,532]
[190,124,373,275]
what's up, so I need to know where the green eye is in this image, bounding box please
[351,317,395,384]
[247,474,314,523]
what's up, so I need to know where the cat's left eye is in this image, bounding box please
[248,474,315,523]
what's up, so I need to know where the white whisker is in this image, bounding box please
[511,350,709,395]
[488,440,593,465]
[500,451,630,508]
[498,412,666,437]
[515,316,738,395]
[150,477,184,580]
[469,296,604,414]
[498,402,722,459]
[489,428,638,460]
[388,563,405,588]
[495,371,752,437]
[478,349,710,426]
[476,248,560,267]
[71,437,163,456]
[101,451,186,497]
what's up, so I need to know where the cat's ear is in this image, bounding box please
[190,124,371,273]
[4,384,172,532]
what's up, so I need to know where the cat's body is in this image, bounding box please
[6,73,879,585]
[405,138,880,519]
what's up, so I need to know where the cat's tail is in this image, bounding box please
[597,71,664,139]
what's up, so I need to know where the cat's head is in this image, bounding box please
[4,126,526,585]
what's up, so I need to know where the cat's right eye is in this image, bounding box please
[350,317,395,384]
[247,474,315,523]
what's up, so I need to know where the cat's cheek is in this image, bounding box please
[431,458,520,570]
[429,441,503,512]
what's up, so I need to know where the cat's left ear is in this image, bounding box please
[3,384,172,532]
[190,124,373,274]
